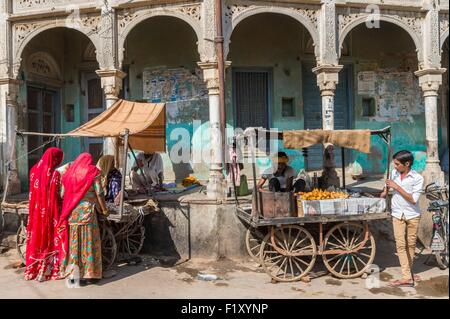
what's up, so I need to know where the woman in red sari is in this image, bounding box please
[58,153,109,282]
[24,147,64,281]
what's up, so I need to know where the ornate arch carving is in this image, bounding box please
[117,4,202,68]
[223,4,320,59]
[440,13,449,49]
[338,12,423,63]
[12,15,101,78]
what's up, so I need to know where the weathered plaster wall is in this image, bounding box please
[143,200,247,259]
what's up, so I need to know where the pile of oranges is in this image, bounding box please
[296,188,349,200]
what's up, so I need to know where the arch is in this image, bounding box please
[118,10,202,67]
[83,42,97,62]
[339,15,423,62]
[441,29,449,50]
[14,23,101,73]
[225,7,320,59]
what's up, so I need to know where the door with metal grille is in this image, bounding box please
[82,73,105,163]
[27,87,58,170]
[233,69,271,130]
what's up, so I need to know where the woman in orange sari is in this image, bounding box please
[57,153,109,283]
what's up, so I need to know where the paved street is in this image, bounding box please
[0,242,447,299]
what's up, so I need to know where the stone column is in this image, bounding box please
[95,69,126,156]
[198,62,225,200]
[414,68,446,184]
[312,65,343,188]
[0,79,21,195]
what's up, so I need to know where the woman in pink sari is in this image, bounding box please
[24,147,64,281]
[58,153,109,282]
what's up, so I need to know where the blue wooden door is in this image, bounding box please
[302,63,352,170]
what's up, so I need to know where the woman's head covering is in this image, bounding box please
[59,153,100,224]
[29,147,64,211]
[97,155,115,191]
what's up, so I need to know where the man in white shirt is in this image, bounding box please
[381,150,424,287]
[130,152,164,193]
[257,152,305,193]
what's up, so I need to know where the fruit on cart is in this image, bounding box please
[296,188,349,200]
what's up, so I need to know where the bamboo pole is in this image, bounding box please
[119,129,129,219]
[215,0,226,165]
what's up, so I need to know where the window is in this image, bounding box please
[282,97,295,117]
[362,97,376,117]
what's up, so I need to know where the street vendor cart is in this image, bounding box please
[1,99,165,270]
[232,127,392,282]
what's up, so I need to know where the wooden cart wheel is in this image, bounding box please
[322,222,376,279]
[121,225,146,258]
[99,221,117,271]
[259,225,317,282]
[245,227,266,264]
[16,221,27,264]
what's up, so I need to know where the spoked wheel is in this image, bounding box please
[323,222,376,279]
[16,221,27,264]
[99,220,117,271]
[259,225,317,282]
[434,223,449,270]
[245,227,266,264]
[116,224,145,260]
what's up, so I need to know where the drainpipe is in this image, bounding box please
[215,0,226,166]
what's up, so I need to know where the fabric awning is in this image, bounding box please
[283,129,372,153]
[68,99,166,153]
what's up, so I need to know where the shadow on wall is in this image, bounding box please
[142,203,191,262]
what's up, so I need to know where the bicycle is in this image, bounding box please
[424,182,449,270]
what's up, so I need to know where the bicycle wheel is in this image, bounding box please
[434,225,449,270]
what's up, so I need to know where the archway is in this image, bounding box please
[122,16,205,182]
[228,12,318,173]
[339,21,421,176]
[17,27,100,187]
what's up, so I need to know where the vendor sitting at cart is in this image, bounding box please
[257,152,306,193]
[130,152,164,193]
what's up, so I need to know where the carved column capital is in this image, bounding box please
[0,78,20,106]
[197,61,231,95]
[414,68,446,96]
[95,69,126,102]
[312,64,343,96]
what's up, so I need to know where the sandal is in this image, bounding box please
[388,279,414,288]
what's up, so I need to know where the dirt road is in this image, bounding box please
[0,243,447,299]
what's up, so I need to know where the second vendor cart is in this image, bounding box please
[232,127,392,282]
